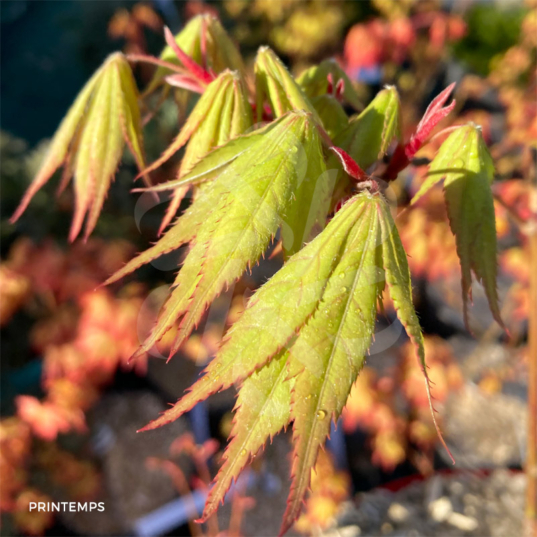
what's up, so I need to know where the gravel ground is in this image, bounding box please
[443,383,526,468]
[325,469,525,537]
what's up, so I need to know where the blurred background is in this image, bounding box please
[1,0,535,536]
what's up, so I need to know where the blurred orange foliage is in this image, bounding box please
[108,3,162,55]
[342,337,462,472]
[294,450,350,534]
[0,238,148,533]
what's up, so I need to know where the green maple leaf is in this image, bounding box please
[139,191,443,534]
[201,349,293,520]
[105,128,270,284]
[107,110,330,356]
[335,85,401,170]
[310,95,349,139]
[144,71,252,175]
[411,124,504,330]
[142,70,253,233]
[113,126,276,284]
[145,14,246,96]
[297,58,363,111]
[11,53,147,241]
[328,86,401,205]
[254,47,321,124]
[280,141,334,259]
[254,47,334,256]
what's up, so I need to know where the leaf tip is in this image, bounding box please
[421,367,455,466]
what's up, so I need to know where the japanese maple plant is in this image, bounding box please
[11,15,505,535]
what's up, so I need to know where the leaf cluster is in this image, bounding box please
[11,15,504,533]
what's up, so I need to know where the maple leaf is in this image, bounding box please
[202,350,293,519]
[141,69,253,233]
[144,14,246,96]
[334,85,401,170]
[253,47,334,257]
[405,82,456,161]
[310,95,349,139]
[139,191,442,534]
[297,58,363,111]
[255,47,321,124]
[328,86,401,203]
[107,110,330,357]
[104,133,268,286]
[10,53,147,241]
[384,83,456,180]
[144,70,252,176]
[411,124,504,330]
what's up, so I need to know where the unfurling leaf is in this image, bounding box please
[175,71,252,174]
[141,70,253,232]
[411,125,504,330]
[329,147,368,182]
[11,53,147,241]
[328,86,401,204]
[310,95,349,139]
[404,82,456,161]
[139,191,435,534]
[145,14,246,95]
[255,47,321,124]
[384,83,456,180]
[335,85,401,170]
[107,110,330,356]
[297,59,363,111]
